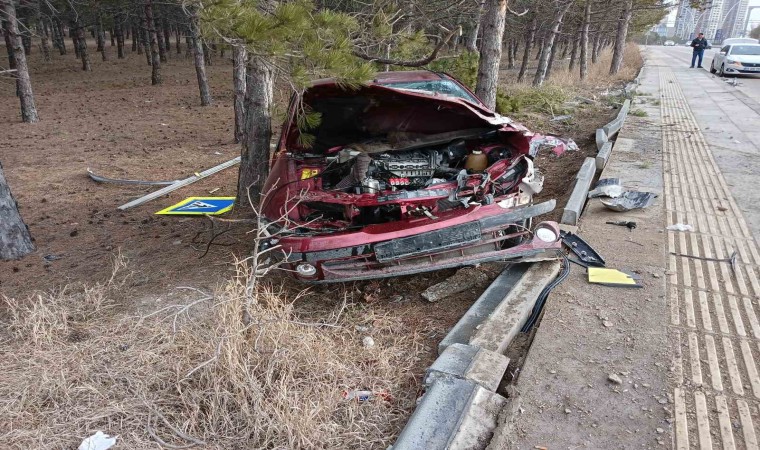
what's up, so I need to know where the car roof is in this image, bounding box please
[310,70,449,87]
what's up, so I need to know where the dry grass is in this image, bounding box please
[0,253,422,449]
[537,43,644,88]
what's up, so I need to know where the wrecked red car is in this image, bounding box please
[260,71,574,282]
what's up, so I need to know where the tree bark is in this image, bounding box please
[474,0,507,110]
[506,39,515,69]
[533,3,572,87]
[233,44,247,144]
[75,24,91,71]
[53,17,66,54]
[141,16,151,64]
[2,2,38,122]
[115,14,125,59]
[568,29,580,72]
[545,23,563,80]
[0,162,35,260]
[156,14,167,63]
[144,0,161,84]
[238,56,273,205]
[592,32,601,64]
[190,16,211,106]
[176,26,182,54]
[203,41,212,66]
[72,25,80,58]
[97,15,107,61]
[579,0,591,79]
[132,23,139,52]
[466,1,485,52]
[517,16,536,82]
[609,0,632,75]
[162,17,171,54]
[38,22,50,62]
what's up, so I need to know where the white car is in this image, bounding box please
[664,40,675,46]
[721,38,759,46]
[710,43,760,76]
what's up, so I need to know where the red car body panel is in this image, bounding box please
[260,71,573,282]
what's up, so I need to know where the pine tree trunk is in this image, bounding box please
[238,56,273,205]
[97,16,107,61]
[141,17,151,64]
[2,0,38,123]
[609,0,632,75]
[0,162,35,260]
[592,32,601,64]
[162,17,171,54]
[190,17,211,106]
[144,0,161,84]
[517,16,536,83]
[506,39,515,69]
[115,14,125,59]
[155,14,167,63]
[72,26,80,58]
[560,39,569,59]
[21,32,31,55]
[185,34,192,58]
[568,30,580,72]
[110,29,115,46]
[132,23,139,52]
[39,23,50,62]
[233,44,247,144]
[203,41,212,66]
[176,27,182,54]
[53,18,66,54]
[474,0,507,110]
[535,38,544,60]
[75,25,91,71]
[580,0,591,79]
[466,0,485,52]
[533,3,572,86]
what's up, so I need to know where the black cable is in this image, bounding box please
[521,252,571,333]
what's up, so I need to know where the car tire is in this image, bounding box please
[710,63,717,74]
[718,64,725,77]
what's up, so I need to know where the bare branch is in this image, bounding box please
[352,25,461,68]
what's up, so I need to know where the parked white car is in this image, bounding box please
[710,44,760,76]
[664,40,676,46]
[721,38,759,46]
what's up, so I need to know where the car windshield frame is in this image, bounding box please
[730,45,760,56]
[378,79,481,105]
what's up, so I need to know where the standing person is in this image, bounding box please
[690,33,709,68]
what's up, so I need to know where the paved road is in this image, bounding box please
[645,45,760,239]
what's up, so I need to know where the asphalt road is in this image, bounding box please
[645,45,760,239]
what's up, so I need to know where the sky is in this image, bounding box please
[664,0,760,32]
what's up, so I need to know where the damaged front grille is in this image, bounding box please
[373,222,482,262]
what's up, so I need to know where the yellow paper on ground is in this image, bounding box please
[588,267,638,286]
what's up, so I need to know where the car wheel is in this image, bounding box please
[718,64,725,76]
[710,62,716,74]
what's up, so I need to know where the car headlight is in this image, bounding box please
[727,59,742,66]
[534,223,559,243]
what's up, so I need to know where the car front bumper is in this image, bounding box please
[271,200,562,283]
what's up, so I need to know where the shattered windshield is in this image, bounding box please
[379,80,480,104]
[731,45,760,55]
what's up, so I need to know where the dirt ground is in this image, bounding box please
[1,40,633,448]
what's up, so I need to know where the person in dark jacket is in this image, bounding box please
[691,33,709,68]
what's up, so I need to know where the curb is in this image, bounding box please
[595,141,613,173]
[438,264,531,354]
[560,157,596,226]
[392,262,560,449]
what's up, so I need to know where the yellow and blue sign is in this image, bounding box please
[155,197,235,215]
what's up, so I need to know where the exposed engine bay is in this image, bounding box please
[288,130,544,230]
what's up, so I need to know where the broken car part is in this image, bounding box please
[588,178,624,199]
[118,157,241,210]
[600,191,657,212]
[87,168,177,186]
[521,253,571,332]
[560,231,606,267]
[606,220,637,231]
[587,267,643,288]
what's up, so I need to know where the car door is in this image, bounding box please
[716,45,731,67]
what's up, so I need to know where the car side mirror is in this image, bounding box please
[720,51,727,54]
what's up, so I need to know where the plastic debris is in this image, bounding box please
[600,191,657,212]
[666,223,694,232]
[78,431,116,450]
[342,389,392,402]
[588,178,624,199]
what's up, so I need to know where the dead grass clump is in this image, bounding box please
[0,257,421,449]
[548,42,643,88]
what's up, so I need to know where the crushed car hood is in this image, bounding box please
[284,83,539,154]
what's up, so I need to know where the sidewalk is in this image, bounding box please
[492,55,760,448]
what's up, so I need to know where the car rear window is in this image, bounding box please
[379,80,479,104]
[731,45,760,55]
